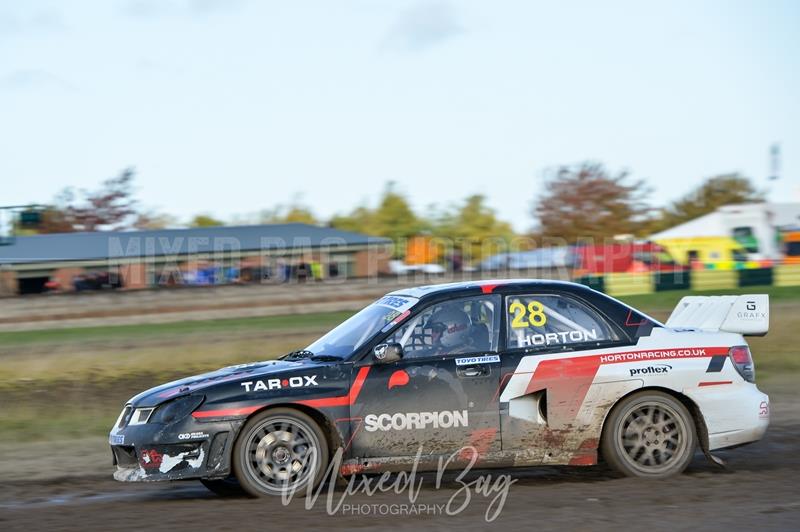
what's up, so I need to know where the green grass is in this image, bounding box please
[0,284,797,385]
[0,310,354,348]
[0,407,118,443]
[616,284,800,310]
[2,285,795,348]
[1,284,798,443]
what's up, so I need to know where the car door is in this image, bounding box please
[349,294,502,460]
[497,292,624,457]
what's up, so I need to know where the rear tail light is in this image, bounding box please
[729,345,755,382]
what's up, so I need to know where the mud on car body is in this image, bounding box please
[110,280,771,496]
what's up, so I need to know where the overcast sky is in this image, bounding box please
[1,0,798,231]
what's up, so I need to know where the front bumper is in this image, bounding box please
[109,417,244,482]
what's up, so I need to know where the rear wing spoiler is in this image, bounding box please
[666,294,769,336]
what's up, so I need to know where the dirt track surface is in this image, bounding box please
[2,378,798,532]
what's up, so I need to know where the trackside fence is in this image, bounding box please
[575,264,800,297]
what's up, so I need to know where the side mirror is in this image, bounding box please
[373,343,403,364]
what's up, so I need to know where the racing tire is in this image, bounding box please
[200,477,246,497]
[232,407,329,497]
[601,391,697,478]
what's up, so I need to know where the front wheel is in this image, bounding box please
[232,408,329,497]
[601,391,697,478]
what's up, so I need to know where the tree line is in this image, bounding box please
[21,163,764,259]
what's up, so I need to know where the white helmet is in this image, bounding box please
[428,308,471,348]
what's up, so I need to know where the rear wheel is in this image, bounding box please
[601,391,696,478]
[232,408,329,497]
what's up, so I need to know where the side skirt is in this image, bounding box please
[338,448,597,476]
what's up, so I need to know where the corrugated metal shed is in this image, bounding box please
[0,223,389,265]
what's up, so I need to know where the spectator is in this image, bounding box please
[328,262,339,278]
[310,260,322,281]
[297,261,309,282]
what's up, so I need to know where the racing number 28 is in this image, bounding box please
[509,300,547,328]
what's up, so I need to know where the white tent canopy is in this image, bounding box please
[651,210,730,239]
[651,203,800,240]
[649,203,800,260]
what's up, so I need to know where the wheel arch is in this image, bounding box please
[598,386,709,455]
[231,402,344,462]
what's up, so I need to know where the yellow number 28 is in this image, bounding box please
[509,300,547,328]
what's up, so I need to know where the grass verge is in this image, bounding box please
[0,285,797,443]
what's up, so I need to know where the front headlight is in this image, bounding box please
[128,407,155,426]
[114,405,133,429]
[150,395,205,425]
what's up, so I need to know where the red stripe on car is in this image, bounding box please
[296,366,371,408]
[698,380,733,387]
[191,367,371,418]
[511,346,731,428]
[524,355,602,428]
[192,405,262,419]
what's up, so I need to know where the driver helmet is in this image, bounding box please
[427,308,471,348]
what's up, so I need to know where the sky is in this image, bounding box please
[1,0,799,232]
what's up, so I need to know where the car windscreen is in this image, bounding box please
[305,295,419,358]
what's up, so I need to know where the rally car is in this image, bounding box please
[110,280,770,496]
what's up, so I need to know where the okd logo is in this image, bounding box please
[240,375,318,392]
[629,364,672,377]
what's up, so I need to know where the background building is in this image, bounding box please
[0,223,391,295]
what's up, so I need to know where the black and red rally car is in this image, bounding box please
[110,279,769,496]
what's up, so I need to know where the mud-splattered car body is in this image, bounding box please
[110,279,770,483]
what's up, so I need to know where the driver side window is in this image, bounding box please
[387,295,501,359]
[505,294,618,350]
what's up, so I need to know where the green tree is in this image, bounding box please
[189,214,225,227]
[330,183,425,256]
[329,206,374,233]
[370,183,425,242]
[434,194,515,261]
[34,207,76,234]
[282,206,317,224]
[650,173,764,233]
[133,210,179,230]
[259,202,319,225]
[532,163,650,243]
